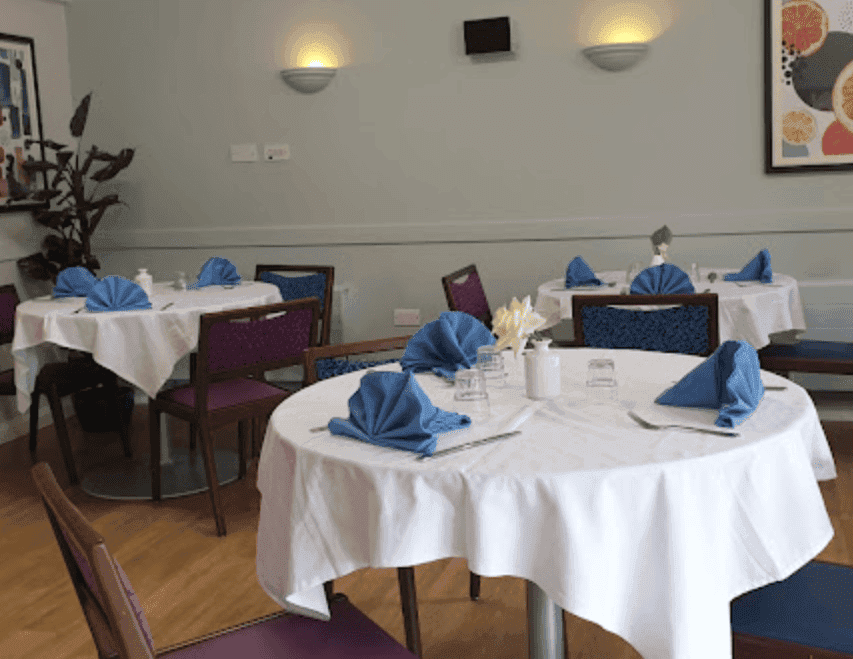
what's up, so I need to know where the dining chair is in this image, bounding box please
[757,339,853,381]
[149,298,320,537]
[30,461,418,659]
[302,335,480,658]
[0,283,131,485]
[442,264,493,328]
[255,265,334,346]
[571,293,720,357]
[731,559,853,658]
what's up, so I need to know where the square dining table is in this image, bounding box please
[534,268,807,349]
[255,347,835,659]
[12,280,282,499]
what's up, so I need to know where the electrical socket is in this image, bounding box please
[394,309,420,326]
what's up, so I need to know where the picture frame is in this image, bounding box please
[765,0,853,173]
[0,32,47,212]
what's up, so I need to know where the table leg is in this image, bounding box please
[161,414,172,465]
[527,580,565,659]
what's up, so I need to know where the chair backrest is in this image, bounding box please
[196,298,320,404]
[441,264,492,328]
[0,283,20,346]
[31,462,155,659]
[303,335,413,387]
[255,265,334,345]
[572,293,720,357]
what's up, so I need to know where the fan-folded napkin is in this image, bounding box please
[565,256,603,288]
[724,249,772,283]
[188,257,241,289]
[630,263,695,295]
[400,311,495,381]
[654,340,764,427]
[86,276,152,312]
[327,371,471,456]
[53,266,98,298]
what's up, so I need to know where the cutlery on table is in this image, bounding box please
[417,430,522,460]
[160,302,174,311]
[72,306,85,314]
[627,410,739,437]
[734,281,783,288]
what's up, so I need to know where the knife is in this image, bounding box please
[417,430,521,460]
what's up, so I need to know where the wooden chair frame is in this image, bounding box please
[150,298,320,536]
[255,265,334,346]
[571,293,720,356]
[441,264,492,328]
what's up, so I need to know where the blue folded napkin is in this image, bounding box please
[654,340,764,428]
[400,311,496,381]
[86,276,152,312]
[188,257,241,289]
[724,249,772,283]
[328,371,471,456]
[565,256,603,288]
[630,263,695,295]
[258,271,326,310]
[53,266,98,298]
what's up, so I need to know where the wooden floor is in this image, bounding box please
[1,405,851,659]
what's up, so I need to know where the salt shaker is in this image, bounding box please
[134,268,153,296]
[524,339,561,400]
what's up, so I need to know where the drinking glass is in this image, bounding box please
[626,261,644,285]
[586,358,618,402]
[173,271,187,291]
[453,368,491,422]
[476,345,507,387]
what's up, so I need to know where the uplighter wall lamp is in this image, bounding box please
[582,43,648,71]
[280,65,337,93]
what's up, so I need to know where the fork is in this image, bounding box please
[627,410,739,437]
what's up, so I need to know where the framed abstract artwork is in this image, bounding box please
[0,33,46,211]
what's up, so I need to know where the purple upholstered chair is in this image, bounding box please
[149,298,321,536]
[1,283,130,485]
[31,462,418,659]
[441,264,492,328]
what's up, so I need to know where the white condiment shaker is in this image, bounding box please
[524,339,561,400]
[134,268,153,296]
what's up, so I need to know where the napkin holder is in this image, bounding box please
[525,339,560,400]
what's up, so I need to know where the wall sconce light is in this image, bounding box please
[280,66,337,93]
[582,43,648,72]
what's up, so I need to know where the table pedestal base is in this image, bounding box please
[79,447,240,501]
[527,581,566,659]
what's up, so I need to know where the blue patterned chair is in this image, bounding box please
[731,560,853,658]
[571,293,720,356]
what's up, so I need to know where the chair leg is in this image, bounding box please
[45,384,79,486]
[104,378,132,458]
[149,402,162,501]
[188,423,197,452]
[469,571,481,601]
[196,420,227,537]
[397,566,422,657]
[29,389,42,463]
[236,419,248,479]
[323,580,334,604]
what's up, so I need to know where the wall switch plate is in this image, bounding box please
[230,143,258,162]
[394,309,420,326]
[264,143,290,161]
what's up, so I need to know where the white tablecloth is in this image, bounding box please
[12,281,282,412]
[256,348,835,659]
[533,269,807,348]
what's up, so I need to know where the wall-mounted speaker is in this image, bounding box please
[464,16,511,55]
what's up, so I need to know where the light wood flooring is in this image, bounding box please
[1,404,851,659]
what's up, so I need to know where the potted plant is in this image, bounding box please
[11,92,136,431]
[12,92,135,281]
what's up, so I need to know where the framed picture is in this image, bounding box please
[0,33,46,211]
[765,0,853,173]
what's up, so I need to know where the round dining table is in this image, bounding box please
[534,268,807,349]
[255,347,835,659]
[13,280,282,499]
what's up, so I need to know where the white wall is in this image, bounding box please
[0,0,74,441]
